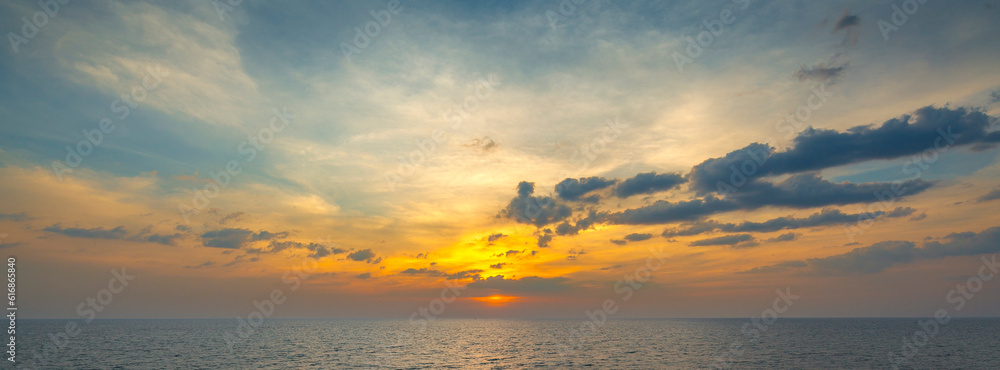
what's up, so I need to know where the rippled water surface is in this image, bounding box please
[16,318,1000,368]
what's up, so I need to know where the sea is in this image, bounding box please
[14,318,1000,368]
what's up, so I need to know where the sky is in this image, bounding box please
[1,0,1000,320]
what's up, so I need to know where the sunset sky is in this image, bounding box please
[2,0,1000,320]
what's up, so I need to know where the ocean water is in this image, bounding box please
[14,318,1000,368]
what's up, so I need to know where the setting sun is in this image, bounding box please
[473,295,518,305]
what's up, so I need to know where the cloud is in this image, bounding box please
[623,233,653,242]
[0,212,30,222]
[978,188,1000,202]
[44,224,128,240]
[688,143,774,195]
[744,226,1000,275]
[490,263,506,269]
[690,107,998,195]
[553,211,604,235]
[252,230,291,241]
[222,255,260,267]
[400,268,441,276]
[795,63,848,83]
[767,106,998,174]
[465,275,572,293]
[537,231,553,248]
[487,233,507,242]
[726,173,933,209]
[832,9,860,45]
[43,223,191,246]
[690,234,755,247]
[556,177,616,201]
[355,273,371,279]
[445,269,484,280]
[200,228,289,249]
[612,197,740,225]
[663,208,902,237]
[738,260,808,274]
[766,233,799,242]
[310,243,345,259]
[219,211,245,225]
[184,261,215,269]
[500,106,992,232]
[466,136,499,153]
[499,182,572,227]
[614,172,686,198]
[884,207,917,218]
[833,12,860,31]
[347,248,380,263]
[144,233,183,246]
[610,239,627,246]
[200,229,253,249]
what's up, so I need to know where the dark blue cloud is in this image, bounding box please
[689,107,998,195]
[615,172,686,198]
[0,212,31,222]
[663,207,915,237]
[145,233,183,246]
[555,177,616,201]
[623,233,653,242]
[347,248,381,264]
[766,233,799,242]
[500,181,572,227]
[795,63,848,82]
[445,269,484,280]
[44,224,128,240]
[249,240,346,259]
[726,173,933,209]
[689,234,755,247]
[400,268,441,276]
[200,228,289,249]
[612,197,740,225]
[979,188,1000,202]
[744,226,1000,275]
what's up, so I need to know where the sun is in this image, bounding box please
[472,295,518,305]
